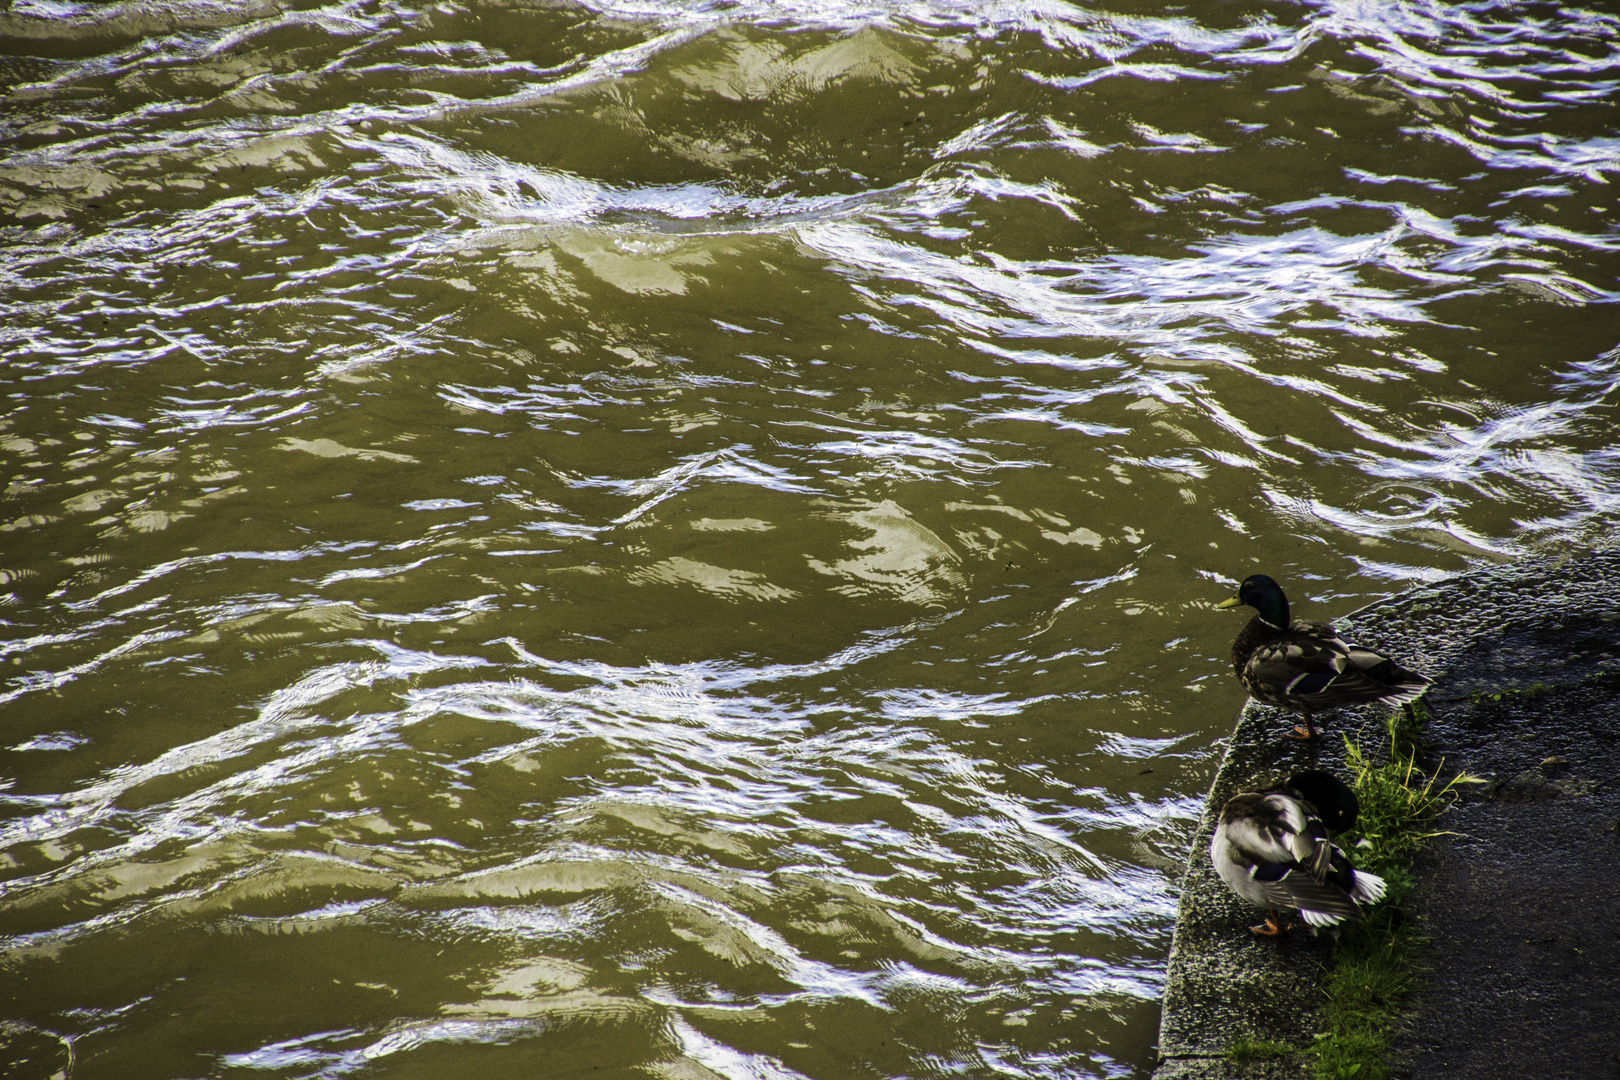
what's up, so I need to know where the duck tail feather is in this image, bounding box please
[1298,907,1352,927]
[1350,869,1387,905]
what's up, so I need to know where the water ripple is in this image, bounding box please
[3,0,1618,1075]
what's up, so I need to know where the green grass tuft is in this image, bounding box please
[1308,700,1482,1080]
[1227,1038,1299,1062]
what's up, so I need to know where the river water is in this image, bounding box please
[1,0,1616,1077]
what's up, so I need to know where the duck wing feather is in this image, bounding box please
[1223,793,1335,881]
[1245,621,1426,709]
[1248,864,1365,923]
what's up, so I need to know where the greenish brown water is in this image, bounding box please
[1,1,1617,1077]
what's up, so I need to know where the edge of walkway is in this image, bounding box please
[1152,547,1620,1079]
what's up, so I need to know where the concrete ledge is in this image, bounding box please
[1154,549,1620,1079]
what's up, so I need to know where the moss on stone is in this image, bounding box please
[1469,682,1552,704]
[1226,1038,1298,1062]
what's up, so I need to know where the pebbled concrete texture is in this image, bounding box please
[1153,548,1620,1080]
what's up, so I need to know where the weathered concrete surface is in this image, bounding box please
[1152,680,1365,1080]
[1153,549,1620,1080]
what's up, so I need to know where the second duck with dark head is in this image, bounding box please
[1218,574,1430,740]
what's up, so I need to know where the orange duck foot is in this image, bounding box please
[1249,912,1290,936]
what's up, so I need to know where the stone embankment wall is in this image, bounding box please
[1154,549,1620,1080]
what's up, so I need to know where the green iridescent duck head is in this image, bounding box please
[1216,573,1291,629]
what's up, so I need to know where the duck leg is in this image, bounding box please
[1249,910,1289,936]
[1286,713,1320,741]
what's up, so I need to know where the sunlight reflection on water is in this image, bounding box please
[1,0,1617,1075]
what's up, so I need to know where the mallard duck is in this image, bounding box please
[1210,769,1386,936]
[1217,574,1429,739]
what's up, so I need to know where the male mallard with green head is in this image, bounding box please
[1210,769,1386,935]
[1218,574,1429,739]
